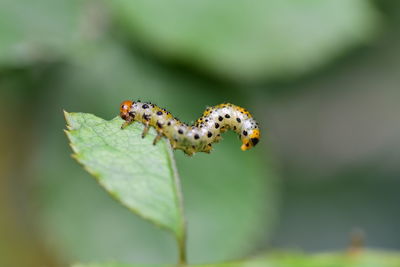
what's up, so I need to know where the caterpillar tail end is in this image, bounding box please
[240,129,260,151]
[241,143,250,151]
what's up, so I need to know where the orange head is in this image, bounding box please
[240,129,260,151]
[120,100,133,120]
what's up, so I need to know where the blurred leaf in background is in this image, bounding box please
[72,250,400,267]
[109,0,379,82]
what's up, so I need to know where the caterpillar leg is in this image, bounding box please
[121,117,133,129]
[141,123,150,138]
[153,132,163,145]
[214,134,222,143]
[171,141,177,149]
[184,150,195,156]
[203,144,212,154]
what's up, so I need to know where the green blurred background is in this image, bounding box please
[1,0,399,266]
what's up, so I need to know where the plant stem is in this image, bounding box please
[166,141,187,265]
[178,232,187,265]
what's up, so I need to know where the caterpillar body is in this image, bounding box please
[120,100,260,156]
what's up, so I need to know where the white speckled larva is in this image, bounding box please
[119,100,260,156]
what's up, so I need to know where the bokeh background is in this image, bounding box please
[1,0,399,266]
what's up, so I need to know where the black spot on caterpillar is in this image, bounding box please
[120,100,260,156]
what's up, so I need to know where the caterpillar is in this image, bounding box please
[120,100,260,156]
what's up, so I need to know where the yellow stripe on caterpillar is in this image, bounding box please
[120,100,260,156]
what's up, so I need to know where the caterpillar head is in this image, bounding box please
[120,100,133,120]
[241,129,260,151]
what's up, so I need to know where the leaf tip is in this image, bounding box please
[64,110,76,131]
[63,109,70,122]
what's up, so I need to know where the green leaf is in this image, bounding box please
[73,250,400,267]
[64,112,186,260]
[72,264,172,267]
[109,0,380,82]
[72,264,139,267]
